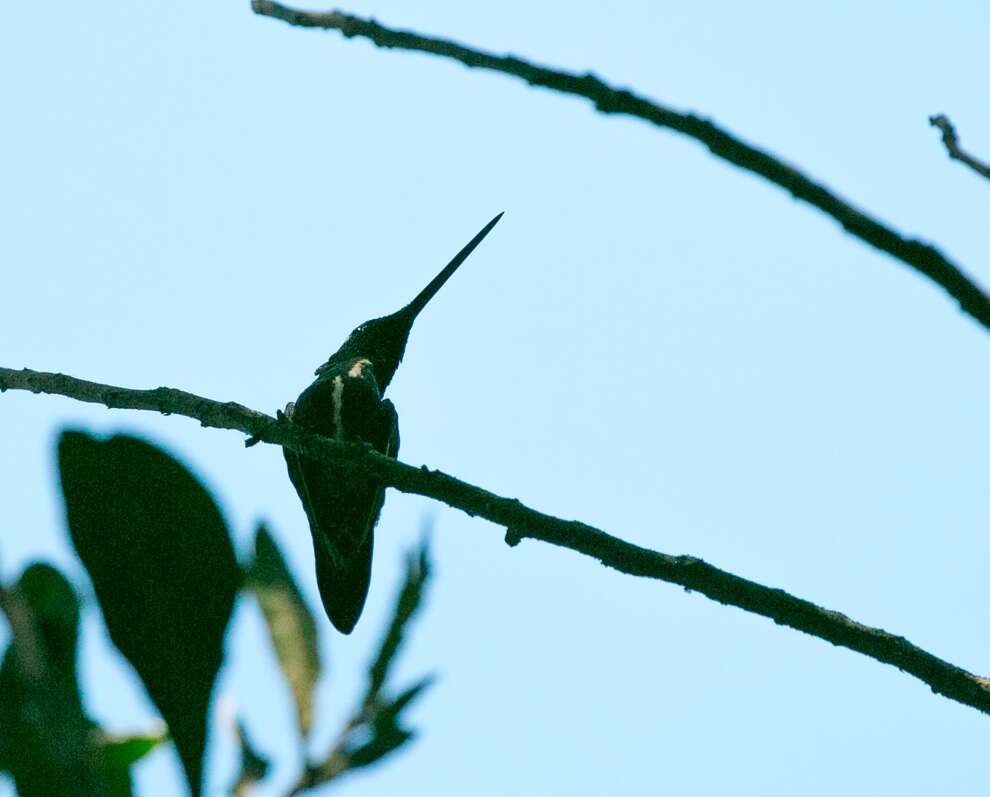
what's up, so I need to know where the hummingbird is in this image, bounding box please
[283,213,503,633]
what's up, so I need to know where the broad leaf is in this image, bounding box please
[0,562,100,795]
[246,523,321,739]
[58,431,240,797]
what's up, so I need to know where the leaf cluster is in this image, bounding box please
[1,431,434,796]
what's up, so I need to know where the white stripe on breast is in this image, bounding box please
[331,375,344,440]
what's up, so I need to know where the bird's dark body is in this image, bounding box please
[283,357,399,633]
[284,213,502,634]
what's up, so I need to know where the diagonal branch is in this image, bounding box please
[250,0,990,333]
[929,114,990,183]
[3,365,990,715]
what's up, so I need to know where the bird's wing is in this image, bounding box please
[378,399,400,459]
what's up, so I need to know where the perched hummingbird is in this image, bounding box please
[284,213,503,633]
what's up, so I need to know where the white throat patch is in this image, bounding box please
[348,358,372,378]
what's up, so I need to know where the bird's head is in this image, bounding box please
[316,212,503,392]
[319,309,416,390]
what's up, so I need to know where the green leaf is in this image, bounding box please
[0,563,103,795]
[372,675,436,729]
[99,727,168,770]
[0,563,163,796]
[230,718,270,797]
[345,727,415,770]
[58,431,240,797]
[91,727,168,797]
[343,675,435,773]
[13,562,81,681]
[366,537,431,699]
[246,523,321,739]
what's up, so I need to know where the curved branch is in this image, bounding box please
[929,114,990,182]
[250,0,990,333]
[3,365,990,715]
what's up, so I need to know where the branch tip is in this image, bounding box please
[929,113,990,182]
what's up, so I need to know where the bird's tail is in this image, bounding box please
[311,523,374,635]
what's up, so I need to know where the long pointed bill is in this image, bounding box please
[401,212,504,320]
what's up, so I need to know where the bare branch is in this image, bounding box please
[249,1,990,333]
[929,114,990,182]
[3,364,990,714]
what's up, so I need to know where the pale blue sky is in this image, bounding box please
[2,2,990,795]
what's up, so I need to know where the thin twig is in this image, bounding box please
[250,0,990,333]
[929,114,990,182]
[3,365,990,715]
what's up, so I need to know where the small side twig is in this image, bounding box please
[929,114,990,182]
